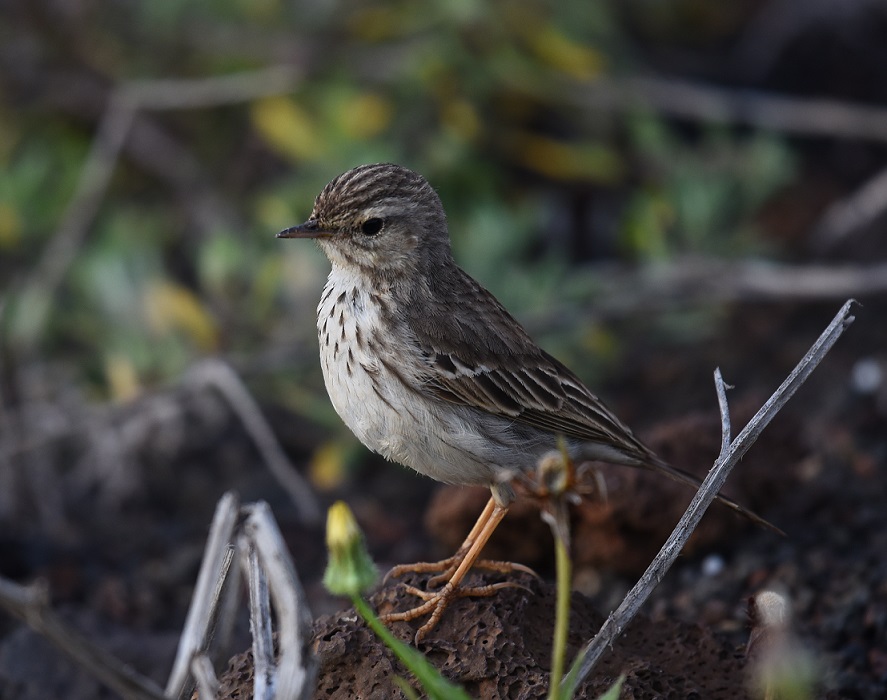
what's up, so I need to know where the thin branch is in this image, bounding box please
[166,491,240,700]
[714,368,732,455]
[0,492,319,700]
[212,542,244,669]
[0,577,166,700]
[190,654,220,700]
[809,164,887,252]
[118,65,301,110]
[564,299,856,692]
[187,359,321,525]
[11,65,302,349]
[243,502,317,700]
[525,258,886,331]
[240,539,276,700]
[9,98,135,345]
[568,75,887,143]
[628,259,887,302]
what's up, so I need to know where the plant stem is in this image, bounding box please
[547,527,572,700]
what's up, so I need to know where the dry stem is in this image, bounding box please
[0,578,166,700]
[564,299,856,691]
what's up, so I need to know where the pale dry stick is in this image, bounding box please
[810,164,887,252]
[526,258,887,332]
[243,502,317,700]
[175,543,238,699]
[0,494,315,699]
[166,491,240,700]
[117,65,301,110]
[714,369,733,455]
[211,538,244,670]
[187,359,322,525]
[20,96,136,332]
[564,299,856,693]
[12,65,302,347]
[571,76,887,143]
[0,576,165,700]
[190,654,220,700]
[619,259,887,304]
[239,538,276,700]
[0,358,319,525]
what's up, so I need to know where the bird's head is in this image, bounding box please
[277,163,452,278]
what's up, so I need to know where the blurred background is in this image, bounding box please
[1,0,886,697]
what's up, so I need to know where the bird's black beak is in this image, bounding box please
[276,220,335,239]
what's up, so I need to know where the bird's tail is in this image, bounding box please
[644,455,784,535]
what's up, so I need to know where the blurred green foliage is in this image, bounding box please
[0,0,796,423]
[623,115,795,258]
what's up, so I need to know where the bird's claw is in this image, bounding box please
[380,579,531,643]
[385,557,539,588]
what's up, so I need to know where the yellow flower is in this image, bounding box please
[323,501,378,597]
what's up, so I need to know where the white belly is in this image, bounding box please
[315,270,500,487]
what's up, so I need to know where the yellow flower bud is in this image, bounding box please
[323,501,378,597]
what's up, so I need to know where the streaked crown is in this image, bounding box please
[312,163,439,225]
[305,164,452,273]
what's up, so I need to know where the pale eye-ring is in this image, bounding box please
[361,218,384,236]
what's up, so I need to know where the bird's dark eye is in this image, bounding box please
[361,218,384,236]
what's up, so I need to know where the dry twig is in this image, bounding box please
[569,75,887,143]
[240,539,276,700]
[564,299,856,692]
[809,165,887,252]
[243,502,317,700]
[0,578,166,700]
[190,654,219,700]
[166,497,316,700]
[187,359,321,525]
[526,258,887,331]
[166,491,240,700]
[0,358,321,536]
[0,490,317,699]
[12,65,302,348]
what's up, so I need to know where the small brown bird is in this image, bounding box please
[279,163,773,640]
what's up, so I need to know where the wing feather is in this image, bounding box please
[402,266,651,461]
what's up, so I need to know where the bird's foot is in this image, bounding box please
[379,498,530,642]
[384,556,538,588]
[380,579,531,643]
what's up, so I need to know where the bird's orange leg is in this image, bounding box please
[383,497,536,585]
[381,500,531,642]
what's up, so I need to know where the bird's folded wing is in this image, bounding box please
[406,265,650,459]
[424,349,649,456]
